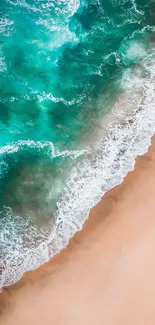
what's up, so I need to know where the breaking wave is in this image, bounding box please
[0,0,155,289]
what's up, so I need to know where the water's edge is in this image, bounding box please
[1,91,155,290]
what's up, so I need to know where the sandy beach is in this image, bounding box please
[1,136,155,325]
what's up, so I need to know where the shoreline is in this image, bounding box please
[1,136,155,324]
[2,56,155,288]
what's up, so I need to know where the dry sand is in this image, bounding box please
[1,137,155,325]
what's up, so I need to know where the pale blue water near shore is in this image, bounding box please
[0,0,155,288]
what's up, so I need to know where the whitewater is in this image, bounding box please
[0,0,155,289]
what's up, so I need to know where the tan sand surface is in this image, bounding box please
[1,137,155,325]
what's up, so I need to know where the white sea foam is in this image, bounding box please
[35,0,80,50]
[38,0,80,16]
[6,0,41,12]
[125,42,146,61]
[37,91,85,106]
[35,17,79,49]
[1,49,155,290]
[0,17,14,36]
[0,140,88,159]
[0,57,6,73]
[131,0,144,16]
[0,49,7,73]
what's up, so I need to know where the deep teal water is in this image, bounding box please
[0,0,155,287]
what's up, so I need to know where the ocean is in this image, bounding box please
[0,0,155,289]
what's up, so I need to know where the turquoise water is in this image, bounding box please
[0,0,155,288]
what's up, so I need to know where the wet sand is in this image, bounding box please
[1,137,155,325]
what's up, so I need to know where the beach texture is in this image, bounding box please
[1,137,155,325]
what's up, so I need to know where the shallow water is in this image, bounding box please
[0,0,155,288]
